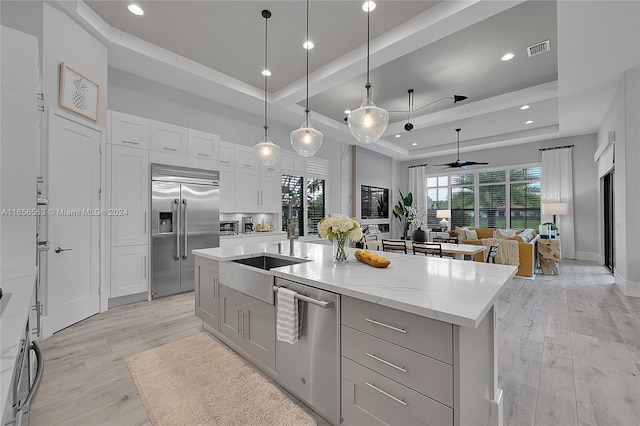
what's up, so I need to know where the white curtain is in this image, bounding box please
[541,148,575,258]
[408,165,427,230]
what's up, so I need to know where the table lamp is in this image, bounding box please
[436,209,451,230]
[542,203,568,225]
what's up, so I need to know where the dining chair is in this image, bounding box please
[433,236,458,244]
[381,239,407,254]
[486,244,499,263]
[364,234,380,251]
[412,242,442,257]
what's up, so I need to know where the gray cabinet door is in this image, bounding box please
[194,257,219,330]
[218,284,275,371]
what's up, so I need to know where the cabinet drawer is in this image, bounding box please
[234,145,259,169]
[342,325,453,407]
[342,296,452,364]
[150,120,187,155]
[342,357,452,426]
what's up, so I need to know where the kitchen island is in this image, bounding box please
[193,241,516,426]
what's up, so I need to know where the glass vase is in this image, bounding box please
[333,234,349,264]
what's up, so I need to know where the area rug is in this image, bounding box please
[126,333,316,426]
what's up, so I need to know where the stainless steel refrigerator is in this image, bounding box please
[151,164,219,299]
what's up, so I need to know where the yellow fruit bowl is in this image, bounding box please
[354,250,391,268]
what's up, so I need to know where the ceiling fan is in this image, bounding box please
[436,128,489,169]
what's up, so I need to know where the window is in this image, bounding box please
[426,176,448,228]
[425,164,541,230]
[281,153,328,236]
[282,174,304,237]
[451,174,474,228]
[509,167,541,229]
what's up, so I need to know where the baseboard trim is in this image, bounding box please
[614,272,640,297]
[108,292,149,308]
[574,251,601,263]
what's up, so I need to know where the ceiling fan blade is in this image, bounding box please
[464,161,489,165]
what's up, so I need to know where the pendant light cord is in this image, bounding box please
[264,12,269,140]
[366,8,370,86]
[305,0,310,113]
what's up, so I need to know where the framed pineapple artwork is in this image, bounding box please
[59,63,99,121]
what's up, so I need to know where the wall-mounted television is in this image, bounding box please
[361,185,389,219]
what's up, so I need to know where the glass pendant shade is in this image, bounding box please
[253,138,280,166]
[290,111,323,157]
[347,84,389,144]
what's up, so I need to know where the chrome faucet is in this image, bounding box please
[286,204,297,256]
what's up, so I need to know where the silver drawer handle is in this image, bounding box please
[365,352,407,373]
[365,318,407,334]
[163,147,178,151]
[365,382,407,406]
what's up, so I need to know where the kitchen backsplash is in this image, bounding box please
[220,213,278,232]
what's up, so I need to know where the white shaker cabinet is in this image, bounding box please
[150,120,188,155]
[110,245,148,298]
[110,145,149,246]
[111,111,149,149]
[219,141,235,213]
[234,145,281,213]
[187,129,219,161]
[195,256,219,330]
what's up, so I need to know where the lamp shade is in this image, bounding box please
[290,111,323,157]
[541,203,568,216]
[348,85,389,144]
[253,139,280,166]
[436,209,451,219]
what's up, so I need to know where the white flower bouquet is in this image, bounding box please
[318,214,362,263]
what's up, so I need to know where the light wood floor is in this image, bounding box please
[26,260,640,426]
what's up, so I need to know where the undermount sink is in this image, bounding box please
[232,255,308,270]
[220,255,310,304]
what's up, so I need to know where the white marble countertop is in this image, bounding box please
[1,267,37,417]
[193,242,517,329]
[220,231,286,239]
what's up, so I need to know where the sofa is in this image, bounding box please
[449,227,539,277]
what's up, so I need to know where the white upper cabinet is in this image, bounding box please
[187,129,219,161]
[111,111,149,148]
[234,145,259,170]
[259,163,282,212]
[150,120,188,155]
[219,140,235,167]
[110,145,149,246]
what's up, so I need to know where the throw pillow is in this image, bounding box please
[517,229,535,243]
[455,226,469,242]
[495,228,517,240]
[464,229,478,240]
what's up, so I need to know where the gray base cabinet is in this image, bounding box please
[194,256,219,330]
[341,296,497,426]
[219,284,275,371]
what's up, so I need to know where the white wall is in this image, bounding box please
[107,68,343,216]
[598,66,640,296]
[400,134,600,261]
[42,3,107,128]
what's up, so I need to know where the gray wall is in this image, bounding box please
[400,134,600,261]
[353,146,393,236]
[108,68,343,216]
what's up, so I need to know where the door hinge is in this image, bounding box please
[37,93,44,101]
[98,285,101,295]
[98,188,102,200]
[98,237,101,248]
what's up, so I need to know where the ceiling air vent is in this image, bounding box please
[527,40,550,57]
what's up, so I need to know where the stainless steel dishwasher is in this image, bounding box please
[274,277,341,426]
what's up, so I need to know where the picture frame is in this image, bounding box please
[59,63,99,122]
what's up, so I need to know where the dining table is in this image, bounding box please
[364,240,487,260]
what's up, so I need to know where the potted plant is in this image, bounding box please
[393,190,413,239]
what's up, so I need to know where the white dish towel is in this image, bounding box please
[276,287,299,344]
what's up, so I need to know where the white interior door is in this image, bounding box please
[46,114,101,334]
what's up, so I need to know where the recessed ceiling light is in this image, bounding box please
[525,120,534,124]
[261,69,271,77]
[302,40,314,50]
[344,109,351,114]
[412,142,418,146]
[395,134,401,138]
[501,52,514,61]
[128,4,144,15]
[362,1,376,12]
[520,105,530,110]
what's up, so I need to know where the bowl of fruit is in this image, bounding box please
[354,249,391,268]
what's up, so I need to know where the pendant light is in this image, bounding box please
[347,2,388,144]
[290,0,323,157]
[253,10,280,166]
